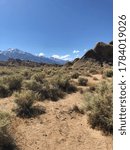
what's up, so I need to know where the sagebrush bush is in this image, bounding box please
[52,75,77,93]
[14,90,35,117]
[31,73,45,83]
[22,78,66,101]
[0,112,17,149]
[78,78,88,86]
[0,84,10,98]
[48,86,65,101]
[22,80,43,92]
[0,70,13,76]
[104,69,113,77]
[3,75,23,91]
[84,81,113,134]
[89,69,99,74]
[84,72,92,77]
[21,70,32,80]
[71,72,80,79]
[35,84,65,101]
[35,87,50,101]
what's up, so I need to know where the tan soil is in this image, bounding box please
[0,91,112,150]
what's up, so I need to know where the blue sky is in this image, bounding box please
[0,0,113,60]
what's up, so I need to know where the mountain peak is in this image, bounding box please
[7,48,15,51]
[7,48,25,54]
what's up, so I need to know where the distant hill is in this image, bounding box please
[0,48,68,65]
[0,58,62,67]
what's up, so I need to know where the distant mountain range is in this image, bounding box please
[0,48,68,65]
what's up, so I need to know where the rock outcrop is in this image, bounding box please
[81,42,113,63]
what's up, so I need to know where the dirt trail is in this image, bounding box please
[0,91,113,150]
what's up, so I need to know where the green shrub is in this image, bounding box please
[22,80,52,101]
[3,76,22,91]
[78,78,88,86]
[31,73,45,84]
[48,86,65,101]
[21,70,32,80]
[14,90,35,117]
[104,69,113,77]
[22,80,43,92]
[71,72,80,79]
[84,81,113,134]
[35,84,65,101]
[0,84,10,98]
[89,69,98,75]
[0,112,17,149]
[52,75,77,93]
[35,86,50,101]
[85,72,92,77]
[0,70,13,76]
[0,112,10,129]
[22,78,65,101]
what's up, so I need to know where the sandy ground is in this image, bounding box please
[0,89,112,150]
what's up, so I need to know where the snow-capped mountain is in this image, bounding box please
[0,48,68,65]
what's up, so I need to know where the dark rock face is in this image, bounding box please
[81,49,97,60]
[109,41,113,45]
[72,58,80,64]
[81,42,113,63]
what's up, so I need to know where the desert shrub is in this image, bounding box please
[0,70,13,76]
[22,79,64,101]
[84,81,113,134]
[0,112,17,150]
[104,69,113,77]
[71,72,80,79]
[46,69,52,75]
[78,78,88,86]
[48,86,65,101]
[2,75,23,91]
[14,90,35,117]
[35,84,65,101]
[52,75,77,94]
[93,77,98,80]
[0,112,10,130]
[22,80,43,92]
[0,84,10,98]
[21,70,32,80]
[85,72,92,77]
[89,69,99,75]
[88,86,96,92]
[68,67,72,70]
[22,80,51,101]
[31,73,45,84]
[35,86,51,101]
